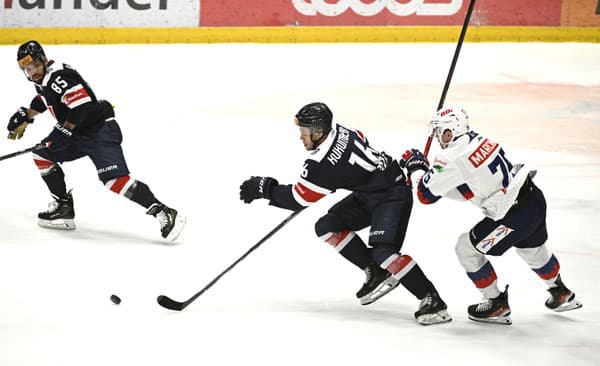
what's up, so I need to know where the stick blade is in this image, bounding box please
[157,295,186,311]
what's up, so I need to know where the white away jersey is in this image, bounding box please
[417,131,523,216]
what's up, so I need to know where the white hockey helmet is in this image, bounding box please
[429,106,470,148]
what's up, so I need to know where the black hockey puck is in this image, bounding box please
[110,294,121,305]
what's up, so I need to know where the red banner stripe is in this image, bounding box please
[200,0,562,27]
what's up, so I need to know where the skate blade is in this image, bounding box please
[468,314,512,325]
[360,277,400,306]
[38,218,76,230]
[166,214,186,242]
[417,310,453,325]
[551,300,582,313]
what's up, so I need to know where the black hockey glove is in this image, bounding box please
[240,176,279,204]
[43,123,73,152]
[7,107,33,140]
[402,149,429,177]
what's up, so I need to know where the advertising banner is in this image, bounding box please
[0,0,597,44]
[199,0,563,27]
[0,0,199,27]
[561,0,600,26]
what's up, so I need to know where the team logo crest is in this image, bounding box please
[475,225,514,253]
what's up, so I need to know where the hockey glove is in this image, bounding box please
[43,123,73,152]
[240,176,279,204]
[402,149,430,177]
[7,107,33,140]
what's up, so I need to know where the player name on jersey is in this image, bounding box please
[327,126,350,165]
[468,138,499,168]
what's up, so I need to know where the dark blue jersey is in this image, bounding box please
[270,123,404,210]
[29,60,111,136]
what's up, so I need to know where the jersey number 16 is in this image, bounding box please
[349,139,387,172]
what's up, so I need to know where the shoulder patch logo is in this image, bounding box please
[433,157,446,172]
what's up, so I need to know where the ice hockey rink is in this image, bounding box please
[0,42,599,366]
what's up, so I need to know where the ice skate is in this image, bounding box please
[414,290,452,325]
[468,285,512,325]
[146,203,186,242]
[545,275,582,312]
[38,190,75,230]
[357,262,400,305]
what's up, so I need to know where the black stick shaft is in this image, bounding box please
[0,142,47,162]
[157,209,303,311]
[423,0,476,157]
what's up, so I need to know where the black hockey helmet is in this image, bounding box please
[17,40,46,68]
[295,102,333,135]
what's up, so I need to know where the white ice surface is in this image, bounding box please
[0,43,599,366]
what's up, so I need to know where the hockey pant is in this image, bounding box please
[456,181,562,298]
[314,186,436,299]
[32,119,160,209]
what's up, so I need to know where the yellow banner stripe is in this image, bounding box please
[1,26,598,44]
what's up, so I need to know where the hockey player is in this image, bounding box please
[239,102,451,325]
[6,40,185,241]
[404,106,582,325]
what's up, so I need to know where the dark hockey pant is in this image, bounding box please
[462,179,562,296]
[469,179,548,256]
[315,183,435,299]
[32,119,159,209]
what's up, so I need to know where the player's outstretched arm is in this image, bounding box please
[240,176,304,211]
[239,176,279,204]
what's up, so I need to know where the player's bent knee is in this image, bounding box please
[515,245,551,268]
[455,233,475,256]
[455,232,486,268]
[32,152,56,176]
[104,175,134,196]
[319,230,356,252]
[314,215,345,237]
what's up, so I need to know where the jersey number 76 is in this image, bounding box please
[488,148,514,188]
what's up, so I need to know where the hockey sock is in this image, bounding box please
[380,254,434,299]
[516,245,560,287]
[41,165,67,199]
[455,232,501,298]
[467,261,501,299]
[532,255,560,287]
[319,230,371,269]
[104,176,161,209]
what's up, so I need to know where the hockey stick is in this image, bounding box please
[0,142,48,162]
[157,209,303,311]
[423,0,476,157]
